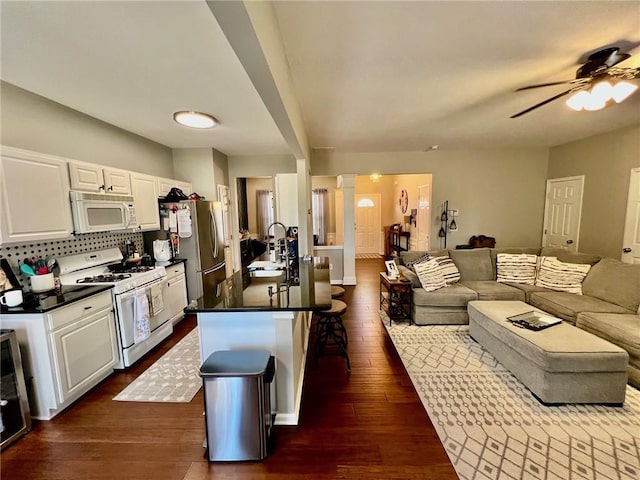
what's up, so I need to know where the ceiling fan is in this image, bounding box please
[511,47,640,118]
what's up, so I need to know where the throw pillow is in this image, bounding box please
[535,256,591,294]
[406,252,431,268]
[433,256,461,285]
[496,253,537,285]
[414,258,447,292]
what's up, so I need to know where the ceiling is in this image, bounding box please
[2,1,639,157]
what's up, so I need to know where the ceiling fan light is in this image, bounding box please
[583,95,607,111]
[173,111,218,129]
[566,90,589,111]
[590,81,613,104]
[611,81,639,103]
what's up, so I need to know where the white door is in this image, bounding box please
[355,194,381,255]
[417,184,431,251]
[218,184,235,277]
[622,167,640,264]
[542,176,584,252]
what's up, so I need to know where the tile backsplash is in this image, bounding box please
[1,232,144,290]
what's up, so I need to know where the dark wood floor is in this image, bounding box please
[2,258,457,480]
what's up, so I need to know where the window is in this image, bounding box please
[312,189,329,245]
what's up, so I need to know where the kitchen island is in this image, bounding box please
[187,257,331,425]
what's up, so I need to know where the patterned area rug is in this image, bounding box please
[381,312,640,480]
[113,328,201,403]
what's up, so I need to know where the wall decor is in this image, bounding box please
[399,189,408,214]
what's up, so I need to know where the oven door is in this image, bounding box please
[114,279,169,348]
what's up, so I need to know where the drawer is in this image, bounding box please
[165,262,185,280]
[46,291,113,331]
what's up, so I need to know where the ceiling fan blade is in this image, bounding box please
[510,88,575,119]
[515,80,576,91]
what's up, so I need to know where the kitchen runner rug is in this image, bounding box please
[380,311,640,480]
[113,328,201,403]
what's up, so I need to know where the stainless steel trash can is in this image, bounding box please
[200,349,275,461]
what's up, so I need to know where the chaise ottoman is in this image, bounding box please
[467,300,629,405]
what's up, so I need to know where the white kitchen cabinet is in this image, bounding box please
[1,290,118,420]
[157,177,193,198]
[0,146,74,244]
[164,262,188,324]
[130,172,160,231]
[68,160,131,194]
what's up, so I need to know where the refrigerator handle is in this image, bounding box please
[209,210,218,259]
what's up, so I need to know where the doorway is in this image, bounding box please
[542,176,584,252]
[355,194,381,255]
[622,167,640,264]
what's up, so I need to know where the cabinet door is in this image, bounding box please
[0,146,74,244]
[49,306,118,403]
[68,160,105,192]
[103,167,131,195]
[165,272,188,324]
[130,172,160,231]
[157,177,192,198]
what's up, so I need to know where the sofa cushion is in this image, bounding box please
[449,248,493,281]
[576,312,640,388]
[501,282,550,302]
[581,258,640,312]
[529,291,633,324]
[461,281,525,301]
[540,248,601,265]
[433,256,460,285]
[576,313,640,360]
[413,283,477,307]
[405,252,431,267]
[490,247,541,277]
[414,258,447,292]
[397,265,421,287]
[496,253,537,285]
[535,256,591,294]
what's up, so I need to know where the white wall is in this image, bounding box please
[313,148,549,248]
[548,124,640,258]
[1,82,173,176]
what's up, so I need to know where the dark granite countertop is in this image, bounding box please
[0,285,113,314]
[187,257,332,312]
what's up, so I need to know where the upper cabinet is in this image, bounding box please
[0,146,74,244]
[157,177,193,198]
[68,161,131,195]
[130,172,160,231]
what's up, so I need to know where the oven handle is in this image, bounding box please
[115,278,166,299]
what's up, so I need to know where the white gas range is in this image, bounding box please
[58,247,172,369]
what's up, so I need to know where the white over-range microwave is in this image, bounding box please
[70,190,138,234]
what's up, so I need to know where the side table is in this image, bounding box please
[379,272,413,325]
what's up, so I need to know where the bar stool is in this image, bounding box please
[331,286,345,298]
[314,299,351,372]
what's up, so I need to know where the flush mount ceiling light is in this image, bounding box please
[565,80,638,111]
[173,111,218,129]
[369,173,383,182]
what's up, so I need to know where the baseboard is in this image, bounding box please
[343,276,357,285]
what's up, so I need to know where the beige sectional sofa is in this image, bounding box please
[396,247,640,387]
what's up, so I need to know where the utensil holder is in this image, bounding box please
[30,272,55,293]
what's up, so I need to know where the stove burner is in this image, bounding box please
[76,273,132,284]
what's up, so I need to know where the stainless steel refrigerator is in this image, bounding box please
[152,200,226,304]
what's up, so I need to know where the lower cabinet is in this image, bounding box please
[49,302,118,404]
[2,290,118,420]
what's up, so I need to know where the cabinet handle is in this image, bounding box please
[99,184,105,190]
[107,185,114,191]
[623,248,632,253]
[84,306,93,310]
